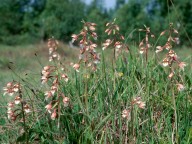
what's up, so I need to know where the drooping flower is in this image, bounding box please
[73,63,80,72]
[137,101,146,109]
[14,96,21,105]
[168,50,176,58]
[132,97,141,104]
[178,62,186,71]
[71,34,78,43]
[176,84,185,91]
[173,37,180,44]
[61,74,69,82]
[132,97,146,109]
[63,97,70,107]
[139,48,145,54]
[51,109,57,120]
[41,76,48,84]
[13,83,20,92]
[122,109,130,120]
[7,102,14,110]
[7,110,16,121]
[115,41,122,49]
[168,72,174,79]
[102,39,111,50]
[45,103,52,113]
[45,91,53,100]
[41,66,51,84]
[24,104,31,113]
[91,32,97,40]
[89,25,96,31]
[3,82,20,96]
[165,42,172,50]
[156,46,163,53]
[51,84,58,95]
[162,58,169,67]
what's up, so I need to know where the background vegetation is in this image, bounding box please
[0,0,192,46]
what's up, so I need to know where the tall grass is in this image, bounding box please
[0,21,192,144]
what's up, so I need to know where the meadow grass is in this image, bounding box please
[0,22,192,143]
[0,46,191,143]
[0,43,78,87]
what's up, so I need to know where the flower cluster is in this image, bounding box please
[102,18,129,58]
[42,38,70,120]
[131,97,146,109]
[41,66,53,84]
[43,72,70,120]
[3,82,31,121]
[156,23,186,70]
[138,25,155,62]
[3,82,20,96]
[45,94,70,120]
[48,37,60,62]
[122,109,131,120]
[122,97,145,119]
[161,50,186,71]
[44,76,58,99]
[156,24,180,53]
[156,23,186,91]
[71,21,100,72]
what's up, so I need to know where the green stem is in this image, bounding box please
[85,76,88,112]
[172,86,178,143]
[21,102,28,144]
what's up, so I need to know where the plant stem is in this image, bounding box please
[172,86,178,143]
[21,102,28,144]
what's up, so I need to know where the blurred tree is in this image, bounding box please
[0,0,191,46]
[41,0,85,41]
[115,0,126,10]
[154,0,192,46]
[23,0,46,40]
[0,0,28,44]
[114,0,149,42]
[114,0,192,46]
[93,0,104,11]
[0,0,46,44]
[180,1,192,45]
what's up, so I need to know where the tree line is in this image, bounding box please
[0,0,191,46]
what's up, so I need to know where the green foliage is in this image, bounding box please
[0,0,192,46]
[41,0,85,41]
[22,0,46,40]
[115,1,149,42]
[115,0,126,9]
[0,0,45,45]
[0,0,25,44]
[0,0,26,34]
[148,0,192,46]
